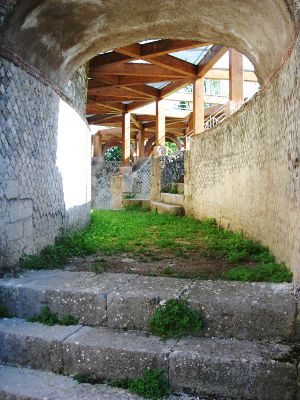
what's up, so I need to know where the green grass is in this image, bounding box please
[19,210,292,283]
[224,262,293,283]
[110,369,171,399]
[27,305,79,326]
[149,298,203,340]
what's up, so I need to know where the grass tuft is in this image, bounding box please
[27,305,79,326]
[149,298,203,340]
[224,262,293,283]
[110,369,171,399]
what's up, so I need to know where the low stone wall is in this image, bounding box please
[132,158,151,199]
[0,57,90,271]
[185,32,300,281]
[91,161,120,210]
[160,152,185,191]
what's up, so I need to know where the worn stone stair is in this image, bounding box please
[151,183,185,215]
[0,318,297,400]
[0,270,299,399]
[0,270,299,342]
[0,364,142,400]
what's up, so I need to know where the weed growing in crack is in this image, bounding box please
[27,305,79,326]
[110,368,171,399]
[149,298,203,340]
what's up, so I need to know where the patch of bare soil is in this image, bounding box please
[65,252,257,279]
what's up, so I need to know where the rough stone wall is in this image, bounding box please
[0,57,90,271]
[160,152,185,192]
[91,161,120,210]
[132,158,151,199]
[185,32,300,281]
[92,159,152,210]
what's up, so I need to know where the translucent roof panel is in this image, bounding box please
[170,45,212,65]
[129,59,151,64]
[139,39,160,44]
[146,82,171,89]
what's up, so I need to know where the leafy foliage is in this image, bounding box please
[27,305,79,326]
[104,146,122,161]
[110,369,171,399]
[149,298,203,340]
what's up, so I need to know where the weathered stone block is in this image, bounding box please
[63,326,173,379]
[5,178,19,199]
[186,280,297,342]
[0,318,77,373]
[169,337,297,400]
[7,220,23,240]
[9,199,33,222]
[106,275,192,330]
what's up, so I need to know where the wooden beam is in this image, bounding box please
[193,78,204,134]
[115,43,141,57]
[126,99,156,112]
[89,63,186,77]
[160,79,192,99]
[90,74,186,86]
[141,40,210,57]
[122,112,131,166]
[130,114,142,130]
[122,84,159,98]
[205,68,257,82]
[87,100,126,112]
[88,86,149,98]
[229,49,244,102]
[156,98,165,146]
[138,129,145,157]
[90,51,132,68]
[197,46,228,78]
[147,54,196,77]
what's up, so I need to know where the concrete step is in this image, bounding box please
[161,192,184,206]
[0,318,297,400]
[151,201,184,215]
[0,364,142,399]
[0,270,298,342]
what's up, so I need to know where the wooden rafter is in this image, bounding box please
[197,45,228,78]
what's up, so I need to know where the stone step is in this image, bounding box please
[151,201,184,215]
[122,198,151,209]
[0,270,298,342]
[0,318,297,400]
[161,192,184,206]
[0,364,142,400]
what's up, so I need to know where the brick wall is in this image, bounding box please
[0,57,90,271]
[185,32,300,281]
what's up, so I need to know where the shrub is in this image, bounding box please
[149,298,203,340]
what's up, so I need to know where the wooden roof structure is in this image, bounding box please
[86,40,228,139]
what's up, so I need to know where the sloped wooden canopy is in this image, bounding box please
[86,39,228,126]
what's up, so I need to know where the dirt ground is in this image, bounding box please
[65,251,257,279]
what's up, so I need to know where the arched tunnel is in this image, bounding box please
[0,0,299,279]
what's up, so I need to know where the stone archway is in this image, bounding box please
[0,1,299,278]
[145,134,184,157]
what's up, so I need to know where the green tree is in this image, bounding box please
[104,146,122,161]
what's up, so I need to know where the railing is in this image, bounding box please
[204,100,244,131]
